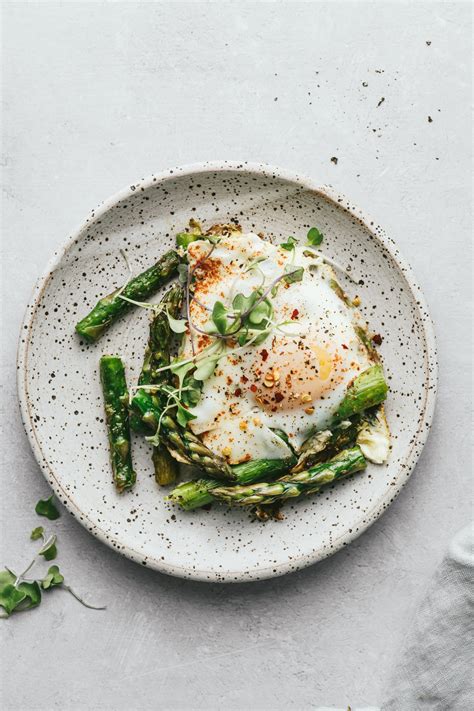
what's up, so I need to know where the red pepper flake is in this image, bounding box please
[234,388,242,397]
[274,392,284,403]
[250,384,258,393]
[291,309,299,320]
[372,333,383,345]
[241,375,249,383]
[260,349,269,361]
[341,343,348,350]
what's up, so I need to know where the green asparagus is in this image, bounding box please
[293,366,388,471]
[168,456,297,510]
[152,446,179,486]
[334,364,388,421]
[293,417,362,472]
[76,250,180,343]
[131,390,234,479]
[99,355,136,492]
[131,284,184,484]
[208,447,366,507]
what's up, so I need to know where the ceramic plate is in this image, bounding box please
[17,162,437,582]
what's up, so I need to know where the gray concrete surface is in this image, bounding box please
[1,2,472,709]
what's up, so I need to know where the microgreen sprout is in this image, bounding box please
[280,236,298,251]
[35,495,60,520]
[0,500,106,618]
[307,227,324,246]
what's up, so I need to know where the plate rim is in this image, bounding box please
[16,160,438,582]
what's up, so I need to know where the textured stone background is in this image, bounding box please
[1,2,471,709]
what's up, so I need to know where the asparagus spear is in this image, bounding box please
[131,390,234,479]
[131,284,184,483]
[334,364,388,421]
[161,413,234,479]
[168,456,297,510]
[292,417,362,473]
[176,221,241,248]
[129,287,178,435]
[76,250,180,343]
[207,447,366,507]
[99,355,136,492]
[293,366,388,471]
[152,446,179,487]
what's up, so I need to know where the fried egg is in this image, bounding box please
[183,232,372,464]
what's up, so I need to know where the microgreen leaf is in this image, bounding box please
[1,586,28,615]
[280,236,298,251]
[211,301,228,335]
[176,405,197,428]
[284,266,304,284]
[307,227,324,246]
[35,495,60,520]
[180,376,201,407]
[0,570,15,591]
[42,565,64,590]
[39,535,58,561]
[16,581,42,611]
[194,357,219,381]
[0,577,25,615]
[248,300,271,326]
[166,311,187,334]
[30,526,44,541]
[170,360,195,389]
[0,571,42,616]
[233,292,256,314]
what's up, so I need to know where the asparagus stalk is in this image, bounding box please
[99,356,136,492]
[293,418,362,473]
[131,284,184,483]
[161,413,234,479]
[168,456,297,511]
[137,285,183,384]
[208,447,366,507]
[131,390,234,479]
[76,250,180,343]
[334,364,388,421]
[293,366,388,472]
[176,221,241,248]
[152,446,179,486]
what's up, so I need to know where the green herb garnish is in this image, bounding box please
[280,236,298,251]
[38,534,58,561]
[30,526,44,541]
[211,301,229,335]
[35,495,60,520]
[0,570,41,615]
[0,502,105,618]
[41,565,64,590]
[307,226,324,246]
[166,311,188,334]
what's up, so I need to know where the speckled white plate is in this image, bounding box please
[17,162,437,582]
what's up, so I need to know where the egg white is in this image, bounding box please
[182,233,371,464]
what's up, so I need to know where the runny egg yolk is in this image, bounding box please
[250,338,347,413]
